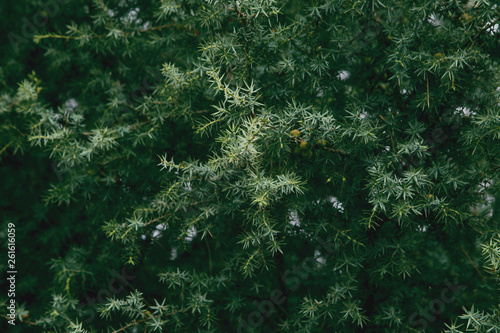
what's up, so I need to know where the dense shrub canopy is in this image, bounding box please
[1,0,500,332]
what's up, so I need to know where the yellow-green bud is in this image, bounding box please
[317,139,327,146]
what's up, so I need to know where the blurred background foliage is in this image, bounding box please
[1,0,499,332]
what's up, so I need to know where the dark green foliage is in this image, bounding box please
[1,0,500,332]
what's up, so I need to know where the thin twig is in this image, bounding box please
[426,73,430,108]
[461,244,486,281]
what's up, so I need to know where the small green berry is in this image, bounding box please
[290,129,301,138]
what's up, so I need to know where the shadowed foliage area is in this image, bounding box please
[1,1,500,332]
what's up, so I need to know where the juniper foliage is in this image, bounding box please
[1,0,500,332]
